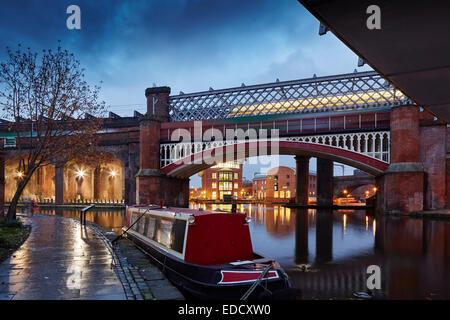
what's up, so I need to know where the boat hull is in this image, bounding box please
[124,229,291,300]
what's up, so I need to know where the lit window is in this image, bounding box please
[280,191,285,198]
[286,191,291,198]
[234,183,238,189]
[212,182,217,189]
[274,191,279,198]
[212,191,217,199]
[212,173,217,179]
[234,173,238,180]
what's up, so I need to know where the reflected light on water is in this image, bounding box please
[343,214,347,234]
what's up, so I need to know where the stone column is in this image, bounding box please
[317,158,334,206]
[0,152,5,214]
[295,156,310,205]
[93,166,101,201]
[295,208,309,264]
[419,119,446,210]
[382,105,424,213]
[55,164,64,205]
[136,87,170,205]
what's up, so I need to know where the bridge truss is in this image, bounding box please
[169,71,411,122]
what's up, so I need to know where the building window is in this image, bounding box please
[286,182,290,187]
[280,191,285,198]
[274,191,279,198]
[212,172,217,179]
[212,191,217,199]
[219,181,232,191]
[234,173,238,180]
[234,183,238,189]
[286,190,291,198]
[274,183,278,191]
[219,172,233,181]
[212,182,217,189]
[234,192,237,196]
[286,174,290,178]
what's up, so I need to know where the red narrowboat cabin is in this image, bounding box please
[123,205,290,299]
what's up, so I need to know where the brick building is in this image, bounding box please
[252,166,317,203]
[199,161,243,200]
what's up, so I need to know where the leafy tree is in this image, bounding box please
[0,43,107,219]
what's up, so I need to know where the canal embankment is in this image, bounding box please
[89,222,184,300]
[0,214,183,300]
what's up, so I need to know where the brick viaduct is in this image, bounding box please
[0,86,449,214]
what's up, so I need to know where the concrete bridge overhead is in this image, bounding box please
[297,0,450,123]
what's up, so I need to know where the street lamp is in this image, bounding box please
[75,169,85,178]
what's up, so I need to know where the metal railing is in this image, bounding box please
[169,71,412,121]
[160,131,390,168]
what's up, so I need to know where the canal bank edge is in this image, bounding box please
[84,219,185,300]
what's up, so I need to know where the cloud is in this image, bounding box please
[0,0,368,114]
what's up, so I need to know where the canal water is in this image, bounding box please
[21,204,450,299]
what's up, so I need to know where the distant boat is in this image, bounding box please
[123,205,291,299]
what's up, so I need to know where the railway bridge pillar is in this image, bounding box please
[317,158,334,207]
[136,86,189,207]
[295,156,310,205]
[379,105,424,213]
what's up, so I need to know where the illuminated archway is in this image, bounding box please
[4,156,55,202]
[64,156,124,203]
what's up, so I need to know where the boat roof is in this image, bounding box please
[128,205,243,217]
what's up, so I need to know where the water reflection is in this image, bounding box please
[191,203,450,299]
[21,204,450,299]
[20,207,125,234]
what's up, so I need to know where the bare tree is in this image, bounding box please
[0,43,107,220]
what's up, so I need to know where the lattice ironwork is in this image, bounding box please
[160,131,390,169]
[169,71,411,121]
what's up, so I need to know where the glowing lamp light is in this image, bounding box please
[110,170,117,177]
[17,171,23,178]
[373,187,378,192]
[75,169,85,178]
[343,189,348,194]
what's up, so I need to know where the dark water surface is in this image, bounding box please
[22,204,450,299]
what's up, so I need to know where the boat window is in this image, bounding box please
[146,216,156,239]
[156,218,172,248]
[131,212,186,254]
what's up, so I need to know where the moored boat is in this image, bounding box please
[122,205,291,299]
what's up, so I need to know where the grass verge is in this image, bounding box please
[0,218,31,263]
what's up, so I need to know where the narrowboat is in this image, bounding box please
[122,205,291,300]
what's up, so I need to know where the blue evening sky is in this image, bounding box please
[0,0,371,187]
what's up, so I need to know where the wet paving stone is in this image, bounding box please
[0,215,127,300]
